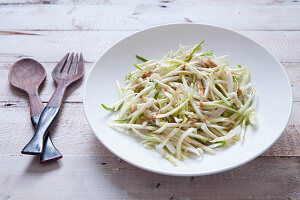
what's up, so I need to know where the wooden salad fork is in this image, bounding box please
[22,53,84,155]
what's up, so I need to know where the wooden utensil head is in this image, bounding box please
[9,58,46,94]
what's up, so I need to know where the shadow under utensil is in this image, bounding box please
[25,156,61,174]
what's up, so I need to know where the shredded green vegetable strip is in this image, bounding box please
[103,42,257,165]
[136,55,148,62]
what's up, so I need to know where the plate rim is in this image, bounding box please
[83,23,293,176]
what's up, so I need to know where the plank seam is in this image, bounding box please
[1,29,300,32]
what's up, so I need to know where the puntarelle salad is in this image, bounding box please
[102,41,257,165]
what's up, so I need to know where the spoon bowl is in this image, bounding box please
[9,58,46,94]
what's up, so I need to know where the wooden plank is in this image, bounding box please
[285,63,300,102]
[0,156,299,200]
[0,62,299,103]
[0,101,299,157]
[0,31,131,63]
[265,101,300,156]
[0,31,299,63]
[0,2,300,31]
[1,0,300,5]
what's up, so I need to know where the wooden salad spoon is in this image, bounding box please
[9,58,62,162]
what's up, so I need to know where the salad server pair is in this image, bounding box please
[9,53,84,162]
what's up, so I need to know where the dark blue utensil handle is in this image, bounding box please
[22,84,67,156]
[22,107,60,155]
[29,113,63,162]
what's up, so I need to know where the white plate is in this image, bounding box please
[83,24,292,176]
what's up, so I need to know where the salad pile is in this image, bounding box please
[102,42,257,165]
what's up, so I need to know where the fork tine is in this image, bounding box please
[52,53,69,74]
[68,53,79,74]
[62,52,74,74]
[76,53,84,76]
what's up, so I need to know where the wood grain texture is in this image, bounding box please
[2,0,300,5]
[0,31,299,63]
[0,1,300,31]
[0,156,299,200]
[0,102,299,157]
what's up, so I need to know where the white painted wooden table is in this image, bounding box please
[0,1,299,199]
